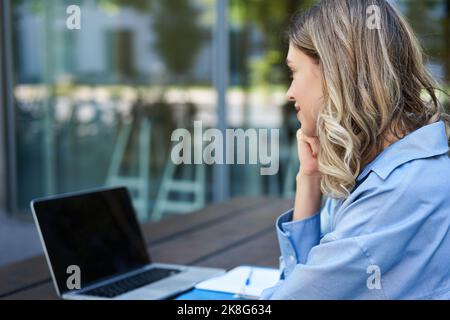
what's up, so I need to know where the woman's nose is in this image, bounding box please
[286,89,295,102]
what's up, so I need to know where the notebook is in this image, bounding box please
[194,266,281,299]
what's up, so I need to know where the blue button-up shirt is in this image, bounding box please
[260,120,450,299]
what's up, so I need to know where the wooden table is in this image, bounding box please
[0,197,293,300]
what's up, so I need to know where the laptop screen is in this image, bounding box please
[32,187,151,294]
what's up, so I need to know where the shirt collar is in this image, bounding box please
[356,120,449,182]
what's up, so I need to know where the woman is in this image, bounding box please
[261,0,450,300]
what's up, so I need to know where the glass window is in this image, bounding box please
[5,0,450,222]
[11,0,216,221]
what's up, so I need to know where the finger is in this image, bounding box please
[300,134,320,157]
[296,129,303,142]
[296,129,306,160]
[297,129,311,145]
[308,137,320,157]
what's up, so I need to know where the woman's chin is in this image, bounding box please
[300,123,316,137]
[296,114,315,136]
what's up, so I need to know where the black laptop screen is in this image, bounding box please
[32,187,151,294]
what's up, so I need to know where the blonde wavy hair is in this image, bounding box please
[287,0,450,199]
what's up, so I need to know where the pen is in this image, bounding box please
[233,268,255,300]
[245,267,254,286]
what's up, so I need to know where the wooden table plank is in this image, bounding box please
[148,199,292,265]
[194,230,281,269]
[3,282,58,300]
[142,197,271,245]
[0,256,51,298]
[0,197,293,300]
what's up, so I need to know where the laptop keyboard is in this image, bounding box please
[83,267,183,298]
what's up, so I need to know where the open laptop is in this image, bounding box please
[30,186,225,300]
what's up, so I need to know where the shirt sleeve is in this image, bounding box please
[259,197,386,300]
[276,209,322,277]
[270,197,336,280]
[259,208,321,300]
[259,235,385,299]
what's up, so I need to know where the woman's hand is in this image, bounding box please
[293,129,323,221]
[296,129,321,177]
